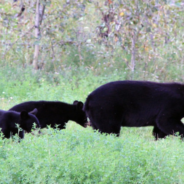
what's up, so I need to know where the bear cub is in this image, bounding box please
[0,108,40,139]
[9,100,87,129]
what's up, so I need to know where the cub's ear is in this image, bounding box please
[20,111,29,120]
[73,101,84,109]
[73,100,79,105]
[29,108,38,115]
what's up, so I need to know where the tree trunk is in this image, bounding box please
[33,0,46,69]
[130,31,136,73]
[33,0,40,69]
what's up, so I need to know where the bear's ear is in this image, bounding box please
[29,108,38,115]
[20,111,29,120]
[73,101,84,110]
[73,100,79,105]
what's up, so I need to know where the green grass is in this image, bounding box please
[0,66,184,183]
[0,124,184,184]
[0,61,183,110]
[1,0,184,182]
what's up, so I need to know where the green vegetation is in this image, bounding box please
[1,0,184,80]
[0,67,183,183]
[0,125,184,183]
[0,0,184,183]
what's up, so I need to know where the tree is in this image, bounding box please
[33,0,46,69]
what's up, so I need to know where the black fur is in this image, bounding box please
[0,109,40,139]
[9,100,87,129]
[84,80,184,139]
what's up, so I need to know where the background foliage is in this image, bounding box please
[0,0,184,80]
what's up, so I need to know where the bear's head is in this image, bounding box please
[73,101,88,127]
[19,108,40,132]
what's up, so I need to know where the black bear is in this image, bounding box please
[0,108,40,139]
[84,80,184,139]
[9,100,88,129]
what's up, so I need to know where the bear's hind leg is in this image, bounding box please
[157,117,184,138]
[152,126,167,140]
[97,120,121,137]
[87,106,121,136]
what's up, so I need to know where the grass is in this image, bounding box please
[1,0,184,182]
[0,123,184,184]
[0,66,183,183]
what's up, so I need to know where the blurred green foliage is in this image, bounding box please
[0,0,184,81]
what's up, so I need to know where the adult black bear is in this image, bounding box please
[0,108,40,139]
[84,80,184,139]
[9,100,88,129]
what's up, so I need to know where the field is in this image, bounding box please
[1,0,184,183]
[0,68,184,184]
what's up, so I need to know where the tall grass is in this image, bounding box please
[0,64,183,183]
[1,1,184,183]
[0,125,184,184]
[0,58,183,110]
